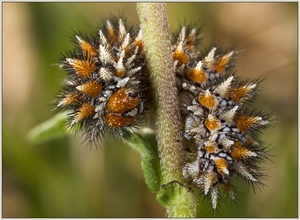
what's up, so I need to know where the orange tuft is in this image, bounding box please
[186,68,207,83]
[58,93,80,107]
[70,59,96,79]
[115,69,125,77]
[106,88,139,114]
[173,49,189,66]
[198,92,216,109]
[133,38,144,51]
[230,142,251,161]
[76,81,102,98]
[104,113,134,127]
[79,40,97,58]
[214,53,232,74]
[230,87,249,102]
[204,141,216,153]
[74,102,95,123]
[234,114,260,133]
[204,114,220,131]
[215,158,229,175]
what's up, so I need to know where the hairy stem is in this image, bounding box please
[137,2,183,184]
[137,3,197,217]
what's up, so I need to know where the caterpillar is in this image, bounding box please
[172,26,271,209]
[56,18,149,143]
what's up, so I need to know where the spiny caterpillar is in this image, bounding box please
[173,26,270,209]
[56,18,149,143]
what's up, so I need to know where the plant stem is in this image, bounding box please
[136,2,183,185]
[136,3,197,217]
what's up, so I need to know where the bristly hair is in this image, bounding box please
[173,23,272,210]
[55,17,150,145]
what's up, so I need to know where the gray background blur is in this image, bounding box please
[3,3,297,217]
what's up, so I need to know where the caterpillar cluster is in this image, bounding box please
[172,26,270,209]
[55,17,270,210]
[56,18,149,143]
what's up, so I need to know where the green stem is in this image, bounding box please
[136,3,197,217]
[136,2,183,185]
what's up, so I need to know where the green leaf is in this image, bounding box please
[123,130,153,158]
[156,181,197,217]
[123,130,161,193]
[141,157,160,192]
[27,112,69,144]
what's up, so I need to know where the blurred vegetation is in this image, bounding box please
[3,2,297,217]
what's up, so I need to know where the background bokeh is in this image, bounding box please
[3,2,297,217]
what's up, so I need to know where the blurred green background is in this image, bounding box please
[3,2,297,217]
